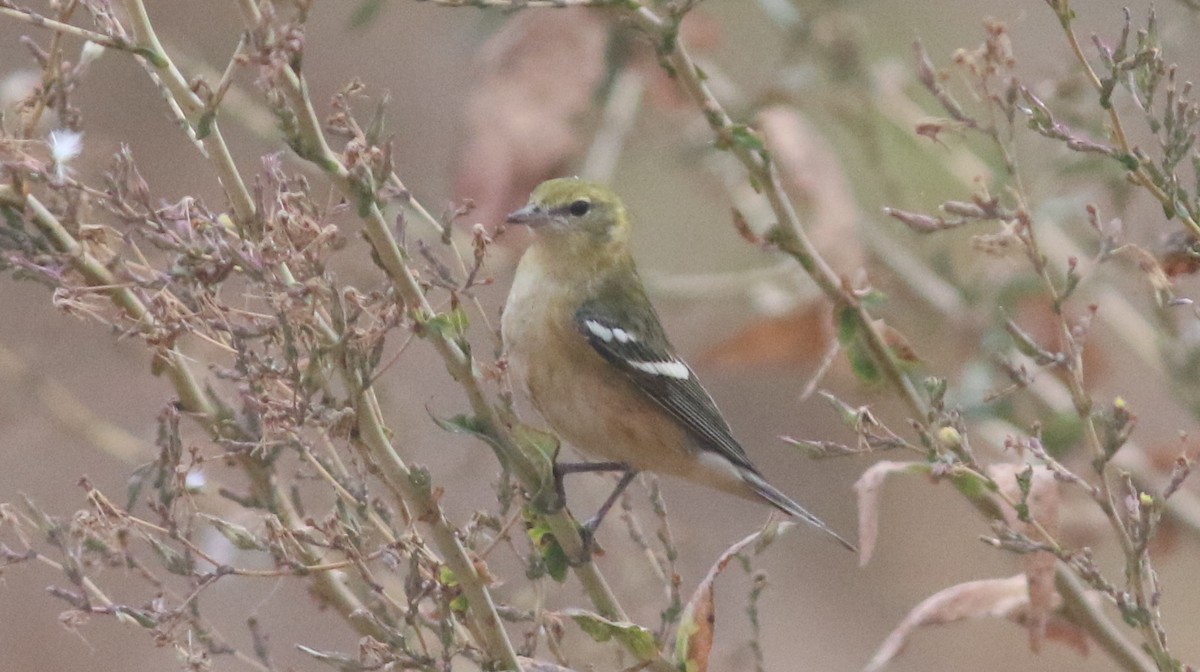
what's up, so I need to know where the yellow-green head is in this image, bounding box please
[506,178,631,251]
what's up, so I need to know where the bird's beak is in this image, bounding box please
[506,203,549,227]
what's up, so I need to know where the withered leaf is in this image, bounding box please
[853,460,931,566]
[675,522,784,672]
[864,574,1093,672]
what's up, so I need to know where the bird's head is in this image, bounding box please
[506,178,631,252]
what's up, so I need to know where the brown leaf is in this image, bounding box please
[454,10,610,231]
[757,105,864,278]
[853,461,930,566]
[1159,230,1200,278]
[875,319,921,364]
[1011,296,1108,385]
[864,575,1093,672]
[1111,241,1175,306]
[699,303,833,368]
[675,522,784,672]
[989,463,1061,653]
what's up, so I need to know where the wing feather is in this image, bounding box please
[574,301,758,475]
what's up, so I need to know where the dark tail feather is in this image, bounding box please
[745,472,858,552]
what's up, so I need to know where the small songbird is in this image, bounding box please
[501,177,855,552]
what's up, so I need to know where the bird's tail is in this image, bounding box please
[743,471,858,553]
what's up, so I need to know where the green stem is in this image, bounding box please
[120,0,258,231]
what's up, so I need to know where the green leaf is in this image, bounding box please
[348,0,385,29]
[439,566,469,613]
[430,412,490,439]
[836,306,858,345]
[563,609,659,661]
[425,306,470,341]
[525,511,569,582]
[449,594,469,614]
[125,462,153,511]
[846,338,882,384]
[729,124,765,151]
[947,467,997,500]
[117,606,159,629]
[1040,412,1084,457]
[148,536,193,576]
[199,513,266,551]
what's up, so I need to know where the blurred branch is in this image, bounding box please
[0,339,148,464]
[581,68,645,182]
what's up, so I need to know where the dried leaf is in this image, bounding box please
[1010,296,1108,387]
[853,461,931,566]
[1159,230,1200,278]
[875,318,921,364]
[989,463,1061,652]
[864,575,1091,672]
[675,524,781,672]
[1117,242,1176,304]
[454,10,610,231]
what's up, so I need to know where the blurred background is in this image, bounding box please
[2,1,1199,670]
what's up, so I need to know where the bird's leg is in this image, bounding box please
[582,468,637,536]
[552,461,635,558]
[552,460,630,511]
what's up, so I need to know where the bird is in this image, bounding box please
[501,177,856,552]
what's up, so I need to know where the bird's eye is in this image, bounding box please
[568,199,591,217]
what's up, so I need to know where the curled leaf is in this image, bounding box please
[853,461,931,566]
[865,575,1093,672]
[675,522,786,672]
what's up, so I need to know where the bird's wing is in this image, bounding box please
[573,299,758,475]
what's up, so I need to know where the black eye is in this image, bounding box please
[568,199,591,217]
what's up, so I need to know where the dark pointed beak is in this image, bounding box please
[506,203,547,227]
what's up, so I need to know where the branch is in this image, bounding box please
[611,4,1157,670]
[231,3,676,668]
[0,185,392,644]
[118,0,258,231]
[0,6,149,58]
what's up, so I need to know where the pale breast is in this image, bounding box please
[502,252,692,470]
